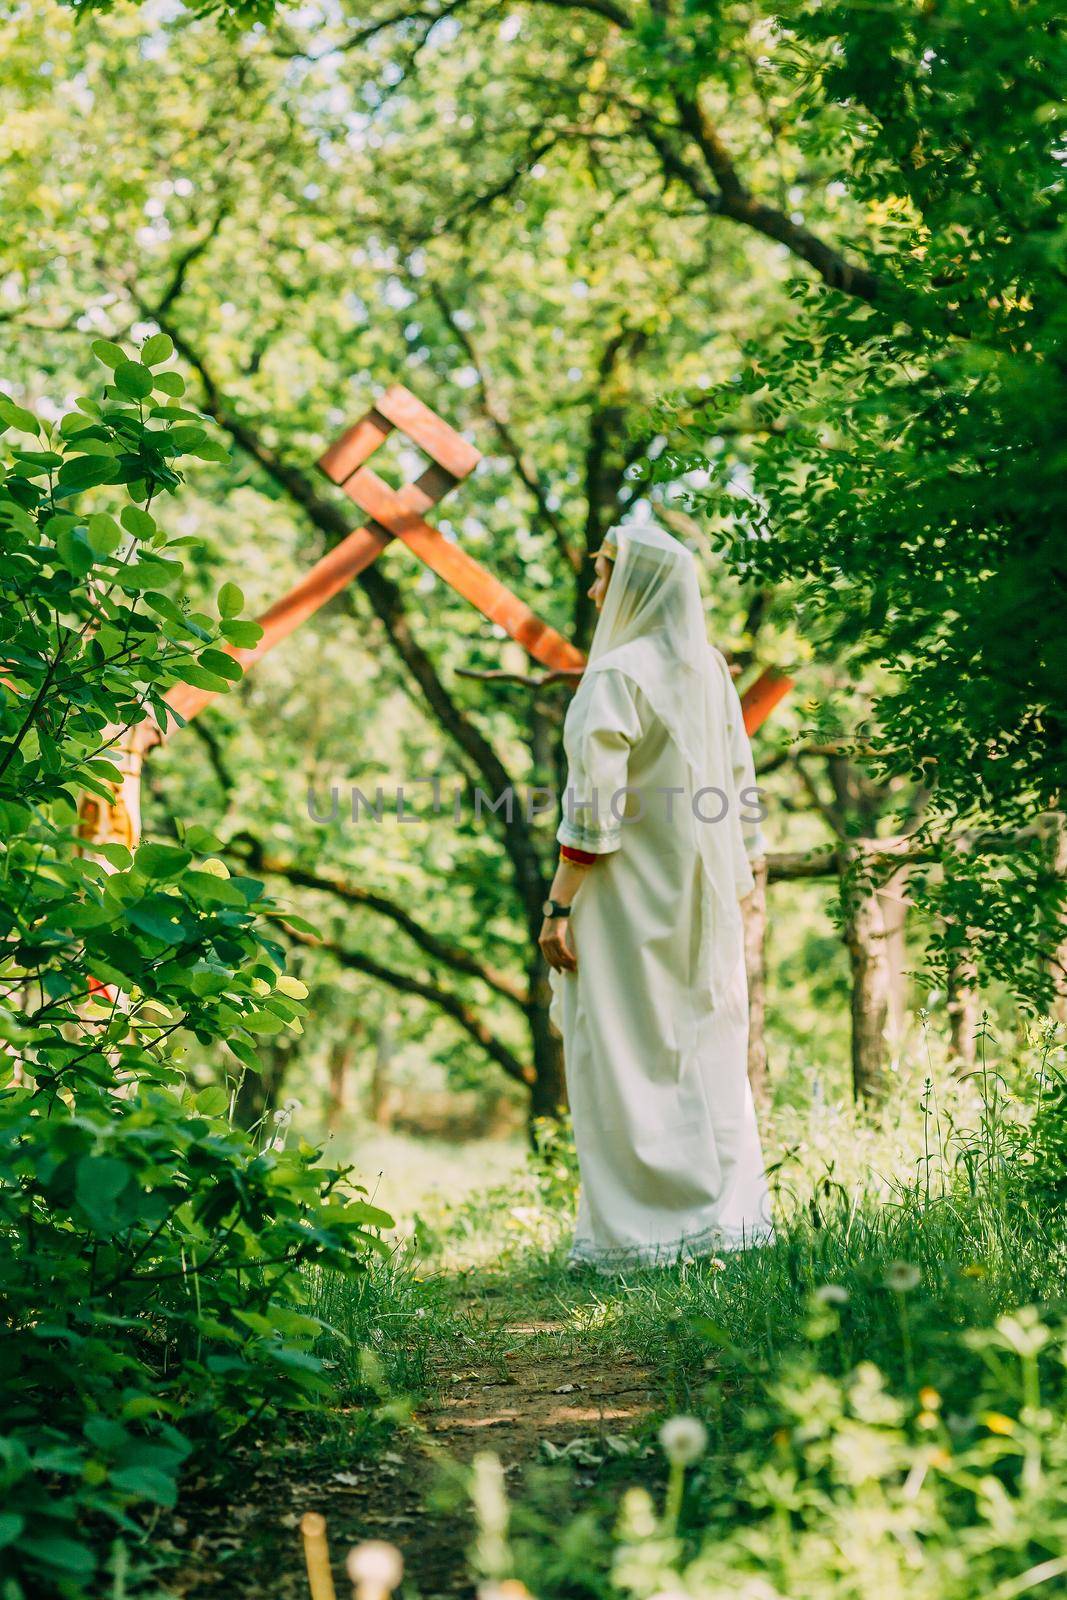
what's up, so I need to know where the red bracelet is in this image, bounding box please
[560,844,598,866]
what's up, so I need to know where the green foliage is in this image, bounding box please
[0,348,393,1596]
[64,0,280,25]
[645,0,1067,1004]
[457,1039,1067,1600]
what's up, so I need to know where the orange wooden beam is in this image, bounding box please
[374,385,481,479]
[162,522,392,730]
[340,467,585,672]
[161,385,485,733]
[156,383,791,741]
[740,666,794,735]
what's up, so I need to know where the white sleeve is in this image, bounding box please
[556,670,642,855]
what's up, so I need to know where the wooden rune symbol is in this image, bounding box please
[318,385,791,731]
[160,383,789,736]
[317,384,585,672]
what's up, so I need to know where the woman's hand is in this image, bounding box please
[539,915,577,973]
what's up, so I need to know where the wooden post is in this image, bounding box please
[744,856,769,1096]
[300,1513,337,1600]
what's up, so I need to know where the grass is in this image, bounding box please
[176,1018,1067,1597]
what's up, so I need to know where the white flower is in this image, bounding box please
[884,1262,921,1293]
[814,1284,850,1305]
[346,1541,404,1592]
[659,1415,708,1465]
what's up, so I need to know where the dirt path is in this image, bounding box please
[170,1291,656,1599]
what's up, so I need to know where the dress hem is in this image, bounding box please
[567,1218,775,1274]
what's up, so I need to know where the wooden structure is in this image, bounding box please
[159,384,790,738]
[79,383,799,1089]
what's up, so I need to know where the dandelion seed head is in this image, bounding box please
[659,1415,708,1465]
[346,1540,404,1590]
[884,1261,921,1293]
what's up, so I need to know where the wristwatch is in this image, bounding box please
[542,898,572,919]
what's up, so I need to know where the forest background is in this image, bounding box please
[1,0,1065,1594]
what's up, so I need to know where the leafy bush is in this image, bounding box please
[0,346,392,1595]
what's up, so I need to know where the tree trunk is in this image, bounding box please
[880,864,912,1048]
[743,857,769,1097]
[947,938,979,1073]
[370,1014,396,1127]
[842,850,891,1101]
[326,1033,356,1131]
[526,960,568,1135]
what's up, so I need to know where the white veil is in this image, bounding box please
[585,520,754,1010]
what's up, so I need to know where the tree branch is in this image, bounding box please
[766,818,1060,882]
[282,923,534,1086]
[229,834,529,1008]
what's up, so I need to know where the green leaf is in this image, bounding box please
[59,410,96,438]
[87,512,123,557]
[264,910,322,938]
[19,1536,96,1578]
[127,901,183,942]
[55,454,121,495]
[109,1464,179,1506]
[113,361,154,400]
[91,338,127,370]
[217,581,244,618]
[121,504,156,539]
[97,843,132,869]
[226,1036,261,1070]
[219,618,263,648]
[141,332,175,366]
[195,1086,230,1116]
[56,523,95,577]
[75,1156,129,1224]
[0,397,42,434]
[135,842,192,879]
[197,647,242,682]
[187,437,229,463]
[0,1513,25,1549]
[154,370,186,397]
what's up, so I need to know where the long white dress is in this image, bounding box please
[547,534,774,1271]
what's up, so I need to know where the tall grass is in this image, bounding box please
[406,1018,1067,1599]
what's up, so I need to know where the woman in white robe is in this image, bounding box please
[541,520,774,1271]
